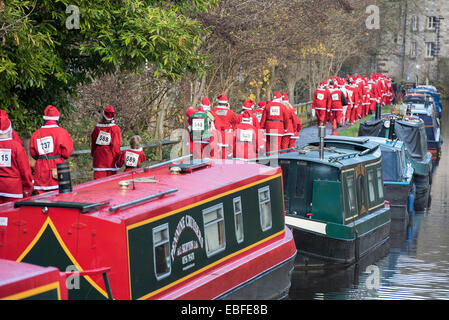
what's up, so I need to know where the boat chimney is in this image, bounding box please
[318,126,326,160]
[388,119,396,140]
[375,103,381,120]
[57,162,73,194]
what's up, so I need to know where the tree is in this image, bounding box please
[0,0,216,136]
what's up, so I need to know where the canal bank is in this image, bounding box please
[289,104,449,300]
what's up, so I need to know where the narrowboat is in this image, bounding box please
[362,137,415,232]
[411,86,442,118]
[267,132,391,269]
[0,258,68,300]
[0,157,297,300]
[358,114,432,213]
[404,94,442,160]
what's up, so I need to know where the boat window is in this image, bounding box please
[368,169,376,202]
[258,186,272,231]
[153,224,171,280]
[280,160,289,193]
[357,173,367,213]
[203,203,226,257]
[377,168,384,199]
[295,161,307,198]
[233,197,244,243]
[347,174,356,214]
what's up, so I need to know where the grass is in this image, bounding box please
[338,105,394,137]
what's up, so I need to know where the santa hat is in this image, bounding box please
[272,92,282,102]
[257,101,266,109]
[216,94,229,105]
[103,105,115,121]
[0,109,9,118]
[282,93,289,102]
[241,110,253,121]
[242,100,254,110]
[319,81,327,87]
[0,115,11,135]
[43,105,60,121]
[200,97,211,110]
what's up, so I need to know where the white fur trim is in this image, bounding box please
[0,192,23,198]
[0,123,11,135]
[43,116,60,121]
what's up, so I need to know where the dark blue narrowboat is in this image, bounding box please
[358,114,432,213]
[363,137,415,232]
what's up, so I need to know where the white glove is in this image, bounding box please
[312,109,316,118]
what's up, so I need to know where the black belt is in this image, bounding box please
[126,166,140,169]
[267,119,283,122]
[38,155,63,160]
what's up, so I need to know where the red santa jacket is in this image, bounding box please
[313,88,331,111]
[252,108,264,123]
[290,111,303,140]
[328,88,347,111]
[210,106,238,147]
[91,122,122,172]
[233,119,261,160]
[117,148,147,171]
[260,101,290,136]
[0,136,33,199]
[237,110,260,130]
[30,121,74,191]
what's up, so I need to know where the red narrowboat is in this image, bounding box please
[0,158,296,300]
[0,258,68,300]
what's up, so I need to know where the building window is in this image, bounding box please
[233,197,244,243]
[427,16,437,30]
[203,203,226,257]
[377,168,384,199]
[411,15,418,31]
[410,41,417,57]
[258,186,272,231]
[425,42,435,58]
[153,224,171,280]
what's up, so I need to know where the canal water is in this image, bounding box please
[289,106,449,300]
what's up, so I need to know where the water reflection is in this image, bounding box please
[289,103,449,300]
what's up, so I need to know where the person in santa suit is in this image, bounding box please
[0,116,33,203]
[210,94,238,159]
[280,93,296,151]
[0,110,23,146]
[328,82,348,135]
[252,101,265,124]
[91,105,121,180]
[186,105,199,154]
[233,110,263,160]
[237,100,260,130]
[117,135,147,171]
[312,82,331,127]
[30,105,74,193]
[260,92,290,154]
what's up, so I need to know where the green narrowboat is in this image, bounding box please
[271,133,391,269]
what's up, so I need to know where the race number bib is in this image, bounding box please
[125,151,139,167]
[270,106,280,116]
[215,110,228,116]
[0,149,11,167]
[331,93,339,101]
[240,130,253,142]
[317,93,324,100]
[192,118,205,131]
[96,131,111,146]
[37,136,55,155]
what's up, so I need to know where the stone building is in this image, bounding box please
[377,0,448,83]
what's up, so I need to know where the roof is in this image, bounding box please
[278,136,381,169]
[10,159,280,226]
[365,137,405,151]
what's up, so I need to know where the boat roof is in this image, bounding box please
[278,136,381,169]
[364,137,405,151]
[8,159,281,226]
